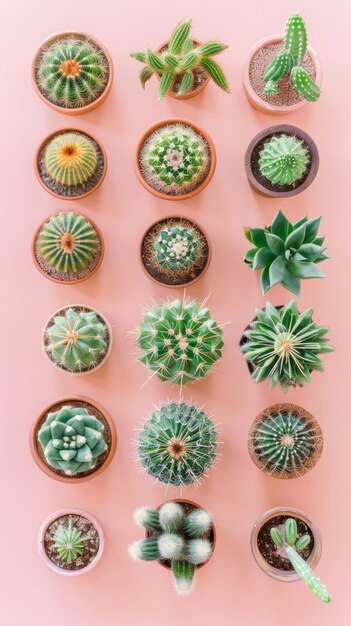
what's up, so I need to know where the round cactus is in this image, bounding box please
[259,135,310,186]
[136,401,219,486]
[53,519,87,564]
[45,132,98,187]
[155,224,199,273]
[136,297,224,384]
[35,34,110,109]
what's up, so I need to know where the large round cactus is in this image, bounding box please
[136,298,224,384]
[45,132,98,187]
[259,135,310,186]
[137,401,219,486]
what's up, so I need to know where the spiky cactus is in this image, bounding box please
[53,518,87,564]
[135,297,224,385]
[44,306,110,373]
[270,518,331,602]
[264,14,320,102]
[131,18,229,99]
[44,132,98,188]
[241,300,333,392]
[136,401,219,486]
[244,210,327,295]
[155,224,199,272]
[129,501,214,595]
[258,135,310,186]
[35,34,109,109]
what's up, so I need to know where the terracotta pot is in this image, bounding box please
[248,403,323,479]
[251,507,322,582]
[134,118,216,201]
[242,34,322,115]
[34,128,108,201]
[155,40,210,100]
[30,396,117,483]
[38,508,105,576]
[139,215,212,288]
[244,124,319,198]
[31,31,114,115]
[31,210,105,285]
[42,304,113,376]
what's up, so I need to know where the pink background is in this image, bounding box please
[2,0,350,624]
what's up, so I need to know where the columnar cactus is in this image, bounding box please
[270,518,331,602]
[38,405,108,475]
[258,135,310,186]
[244,210,327,295]
[264,14,321,102]
[53,518,87,564]
[135,297,224,384]
[136,401,219,486]
[131,18,229,99]
[35,34,109,109]
[44,132,98,188]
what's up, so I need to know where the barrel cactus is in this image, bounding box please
[264,14,320,102]
[53,518,87,564]
[135,297,224,385]
[136,401,219,486]
[34,34,110,109]
[241,300,333,392]
[258,135,310,186]
[270,518,331,602]
[244,210,327,295]
[155,224,199,273]
[45,131,98,187]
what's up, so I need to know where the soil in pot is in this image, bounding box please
[44,513,100,572]
[257,514,314,571]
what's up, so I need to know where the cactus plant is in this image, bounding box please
[258,135,310,186]
[270,518,331,602]
[129,501,214,595]
[241,300,333,392]
[264,14,320,102]
[35,34,110,109]
[131,18,229,99]
[44,306,110,373]
[244,210,327,295]
[44,131,98,187]
[53,518,87,564]
[136,401,219,486]
[135,297,224,385]
[37,405,108,476]
[154,224,199,273]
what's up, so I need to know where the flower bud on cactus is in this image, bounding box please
[128,538,160,561]
[184,509,212,538]
[54,518,86,564]
[133,507,162,532]
[45,132,98,188]
[158,534,184,559]
[258,135,309,186]
[159,502,184,533]
[186,539,212,565]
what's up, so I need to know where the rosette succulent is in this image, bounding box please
[136,401,219,486]
[38,405,108,475]
[45,131,98,187]
[135,297,224,385]
[53,519,87,564]
[241,300,333,392]
[244,210,327,295]
[259,135,310,186]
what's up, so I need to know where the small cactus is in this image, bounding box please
[184,509,212,538]
[53,518,87,564]
[159,502,184,533]
[45,131,98,188]
[258,135,310,186]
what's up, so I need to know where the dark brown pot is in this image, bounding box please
[155,40,210,100]
[244,124,319,198]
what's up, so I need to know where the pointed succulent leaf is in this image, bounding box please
[266,233,285,255]
[271,210,291,240]
[269,256,286,287]
[285,223,306,249]
[260,265,271,294]
[287,260,325,279]
[304,216,322,242]
[253,247,275,270]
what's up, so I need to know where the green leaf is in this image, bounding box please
[269,256,286,287]
[304,216,322,242]
[287,260,325,279]
[271,210,291,240]
[281,271,301,296]
[243,248,257,265]
[285,224,306,249]
[249,228,266,248]
[260,265,271,294]
[253,247,275,270]
[140,67,153,88]
[298,243,324,261]
[266,233,285,255]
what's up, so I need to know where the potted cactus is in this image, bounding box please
[131,18,229,100]
[248,403,323,479]
[140,216,211,287]
[30,396,117,482]
[240,300,333,392]
[243,210,327,295]
[32,211,104,285]
[134,296,224,385]
[134,119,216,201]
[32,32,113,115]
[42,305,112,375]
[35,128,107,200]
[242,14,322,114]
[244,125,319,197]
[251,508,331,602]
[135,401,219,487]
[38,509,104,575]
[129,500,215,595]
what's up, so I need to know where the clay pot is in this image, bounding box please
[244,124,319,197]
[155,40,210,100]
[38,508,105,576]
[134,118,216,201]
[31,31,114,115]
[34,128,108,201]
[31,210,105,285]
[242,34,322,115]
[30,396,117,483]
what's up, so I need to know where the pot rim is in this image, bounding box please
[155,39,210,100]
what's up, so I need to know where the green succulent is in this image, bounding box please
[241,300,333,392]
[270,518,331,602]
[53,518,87,564]
[244,210,327,295]
[259,135,310,186]
[155,225,199,272]
[136,297,224,385]
[45,131,98,188]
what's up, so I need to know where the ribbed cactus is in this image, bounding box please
[38,405,108,475]
[44,132,98,187]
[136,401,219,486]
[270,518,331,602]
[53,519,87,564]
[155,224,199,272]
[264,14,320,103]
[38,212,99,274]
[35,34,109,109]
[258,135,309,186]
[135,297,224,384]
[44,306,109,373]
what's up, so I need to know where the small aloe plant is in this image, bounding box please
[270,518,331,602]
